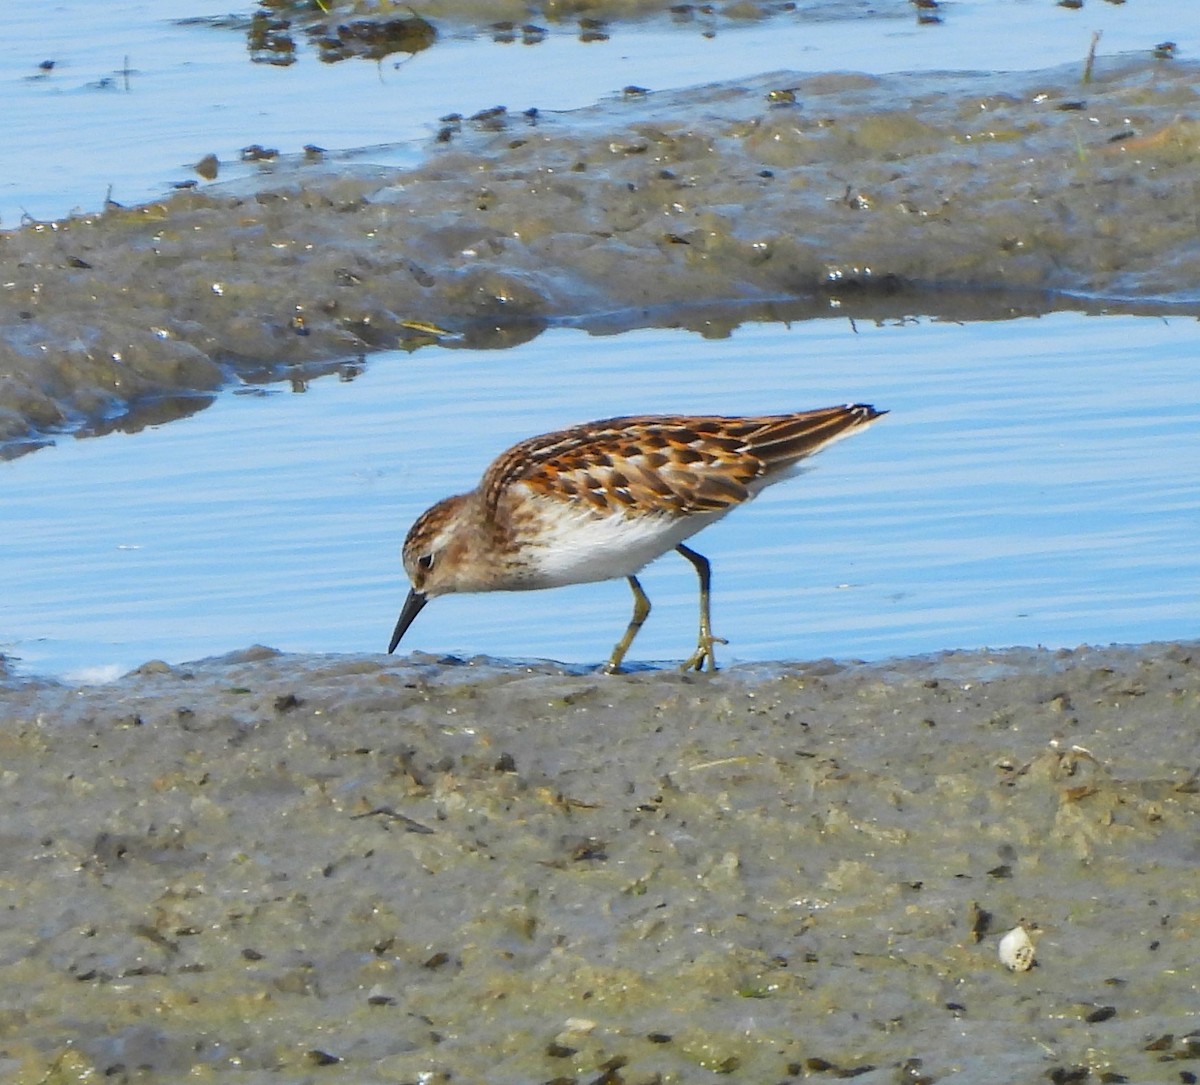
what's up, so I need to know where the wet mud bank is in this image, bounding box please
[0,640,1197,1082]
[3,57,1199,452]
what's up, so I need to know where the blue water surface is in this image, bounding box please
[4,311,1197,679]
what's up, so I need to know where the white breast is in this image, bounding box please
[516,494,729,589]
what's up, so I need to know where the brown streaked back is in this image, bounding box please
[481,405,885,519]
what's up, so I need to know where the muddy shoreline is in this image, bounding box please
[3,57,1200,454]
[1,640,1197,1082]
[5,41,1198,1079]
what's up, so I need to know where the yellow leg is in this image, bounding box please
[676,544,726,672]
[604,575,651,674]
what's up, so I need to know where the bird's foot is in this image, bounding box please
[680,634,727,673]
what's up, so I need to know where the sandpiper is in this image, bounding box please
[388,405,885,672]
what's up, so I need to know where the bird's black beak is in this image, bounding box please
[388,589,428,654]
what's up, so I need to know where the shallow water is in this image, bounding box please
[5,0,1195,224]
[5,1,1199,681]
[4,310,1197,680]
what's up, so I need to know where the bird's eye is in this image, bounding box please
[416,554,435,571]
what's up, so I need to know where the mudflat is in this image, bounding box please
[1,639,1196,1082]
[4,58,1200,453]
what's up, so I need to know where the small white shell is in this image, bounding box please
[998,925,1036,972]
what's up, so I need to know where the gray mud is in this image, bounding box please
[1,641,1197,1082]
[3,57,1200,452]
